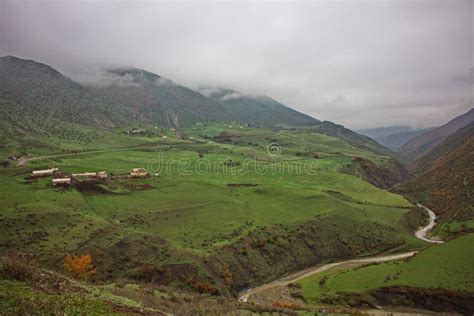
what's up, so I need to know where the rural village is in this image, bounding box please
[30,167,150,187]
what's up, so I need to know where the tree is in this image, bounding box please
[64,254,96,280]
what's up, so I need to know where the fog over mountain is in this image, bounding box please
[0,0,472,129]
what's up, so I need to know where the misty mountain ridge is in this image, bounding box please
[0,55,322,129]
[85,67,230,128]
[196,86,319,126]
[357,126,435,150]
[74,66,321,128]
[380,128,434,150]
[357,126,428,139]
[399,108,474,160]
[0,55,404,160]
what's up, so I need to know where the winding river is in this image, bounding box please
[238,204,443,303]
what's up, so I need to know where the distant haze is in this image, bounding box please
[0,0,472,129]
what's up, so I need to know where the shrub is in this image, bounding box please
[319,275,329,286]
[1,253,34,281]
[192,281,218,295]
[222,264,233,287]
[64,254,96,280]
[224,159,240,167]
[0,160,10,167]
[272,301,299,309]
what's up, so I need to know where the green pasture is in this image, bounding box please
[298,233,474,302]
[0,124,422,272]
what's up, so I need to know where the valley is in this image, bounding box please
[1,121,429,314]
[0,54,472,314]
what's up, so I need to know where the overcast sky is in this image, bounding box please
[1,0,472,129]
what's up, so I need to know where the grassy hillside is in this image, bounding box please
[0,122,423,299]
[399,108,474,160]
[196,87,319,126]
[298,234,474,312]
[0,255,245,315]
[88,69,230,128]
[0,278,124,315]
[396,122,474,238]
[0,56,139,128]
[0,98,176,160]
[311,121,398,159]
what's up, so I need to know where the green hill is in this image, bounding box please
[0,56,138,128]
[87,69,230,128]
[312,121,396,158]
[196,87,319,126]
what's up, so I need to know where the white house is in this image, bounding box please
[32,168,59,177]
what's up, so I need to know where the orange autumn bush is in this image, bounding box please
[64,254,96,280]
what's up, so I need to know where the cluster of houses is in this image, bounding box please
[30,167,149,186]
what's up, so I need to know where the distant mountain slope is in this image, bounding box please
[399,108,474,160]
[358,126,433,150]
[196,87,319,126]
[87,69,230,128]
[411,122,474,176]
[357,126,415,139]
[375,129,433,150]
[398,122,474,224]
[0,56,137,128]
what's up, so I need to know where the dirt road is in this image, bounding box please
[17,149,127,166]
[415,204,444,243]
[238,204,442,303]
[16,142,190,166]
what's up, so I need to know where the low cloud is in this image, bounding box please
[68,67,140,87]
[220,91,244,102]
[196,87,221,98]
